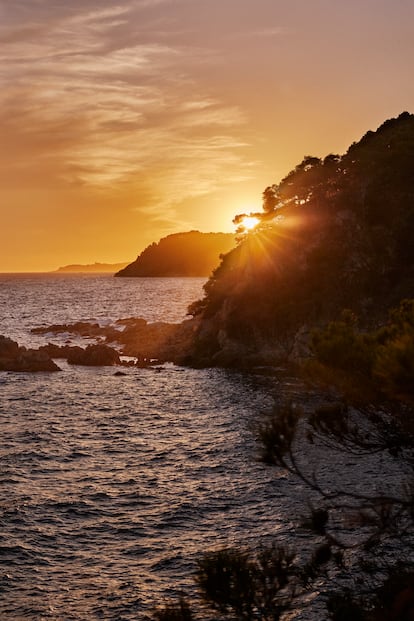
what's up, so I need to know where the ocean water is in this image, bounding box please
[0,275,409,620]
[0,274,208,348]
[0,274,296,620]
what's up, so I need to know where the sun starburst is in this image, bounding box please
[240,215,260,230]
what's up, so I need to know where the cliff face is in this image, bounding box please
[115,231,236,277]
[186,113,414,367]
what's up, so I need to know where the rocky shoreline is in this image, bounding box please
[0,318,196,372]
[1,315,307,373]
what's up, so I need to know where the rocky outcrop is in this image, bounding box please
[32,321,120,341]
[66,344,120,366]
[38,343,81,359]
[183,318,290,369]
[31,317,200,366]
[0,335,60,372]
[39,343,118,365]
[115,318,179,359]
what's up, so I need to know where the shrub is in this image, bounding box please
[311,311,375,376]
[310,300,414,403]
[373,333,414,403]
[152,597,193,621]
[195,545,295,621]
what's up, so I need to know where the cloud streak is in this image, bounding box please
[0,0,254,226]
[3,0,413,269]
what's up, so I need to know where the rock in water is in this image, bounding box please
[0,335,61,372]
[67,344,121,366]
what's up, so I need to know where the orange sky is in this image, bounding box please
[1,0,413,271]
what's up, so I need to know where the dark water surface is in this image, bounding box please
[0,275,290,619]
[1,275,408,620]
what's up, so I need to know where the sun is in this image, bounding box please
[240,215,260,230]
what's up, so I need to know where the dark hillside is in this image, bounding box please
[115,231,235,277]
[187,112,414,366]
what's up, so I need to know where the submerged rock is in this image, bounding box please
[32,321,100,335]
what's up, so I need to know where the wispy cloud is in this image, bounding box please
[0,0,255,228]
[245,26,289,38]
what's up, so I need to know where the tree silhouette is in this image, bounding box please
[152,399,414,620]
[186,112,414,367]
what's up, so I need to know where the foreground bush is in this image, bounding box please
[153,397,414,620]
[310,299,414,404]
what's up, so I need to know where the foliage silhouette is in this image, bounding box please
[310,299,414,404]
[152,113,414,619]
[152,398,414,620]
[195,546,295,620]
[187,112,414,367]
[152,597,193,621]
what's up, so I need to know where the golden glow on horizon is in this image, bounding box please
[0,1,413,271]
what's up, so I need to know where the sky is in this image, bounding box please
[1,0,413,271]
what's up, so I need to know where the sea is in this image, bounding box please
[0,275,409,620]
[0,274,298,620]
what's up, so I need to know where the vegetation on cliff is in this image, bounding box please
[187,112,414,367]
[309,299,414,405]
[149,114,414,619]
[115,231,235,277]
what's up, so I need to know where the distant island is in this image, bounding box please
[55,262,129,273]
[115,231,236,277]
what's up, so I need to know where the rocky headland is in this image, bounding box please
[115,231,235,277]
[3,113,414,379]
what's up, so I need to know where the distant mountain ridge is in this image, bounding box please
[55,262,129,273]
[115,231,236,277]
